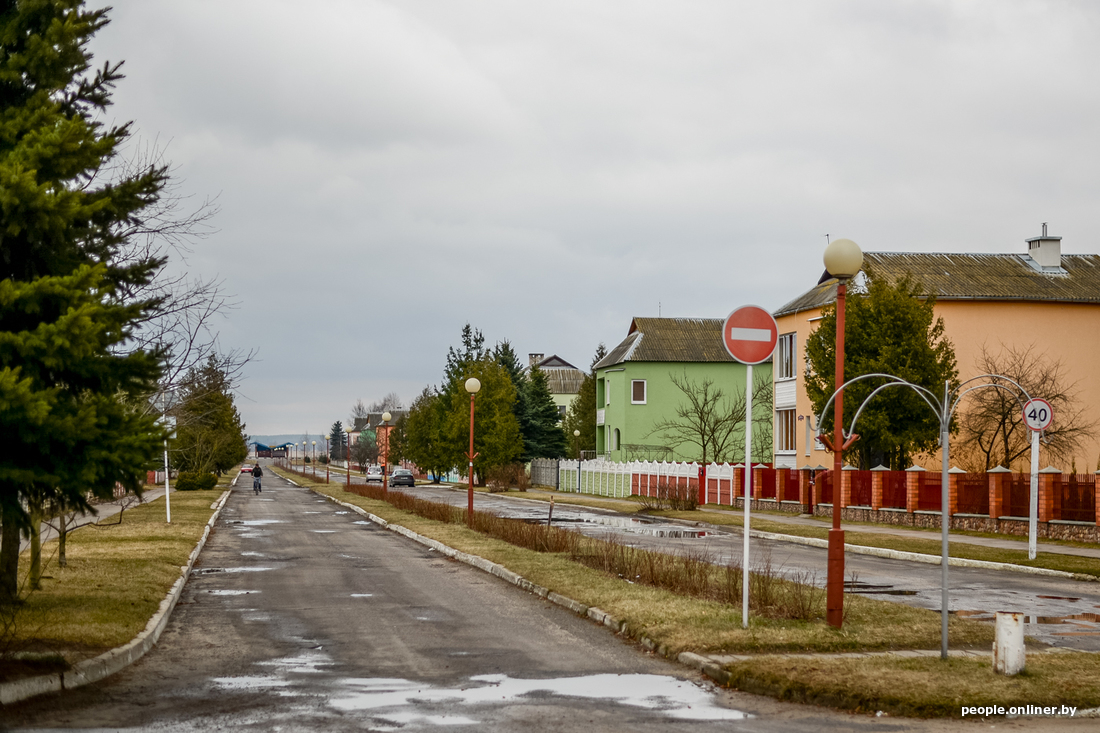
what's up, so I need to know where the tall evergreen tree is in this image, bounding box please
[524,365,568,459]
[440,324,484,402]
[805,271,958,469]
[329,420,347,460]
[562,343,605,458]
[444,356,522,483]
[0,1,171,602]
[171,355,247,475]
[494,341,534,459]
[404,387,450,481]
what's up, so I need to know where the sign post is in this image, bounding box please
[1022,398,1052,560]
[722,305,778,628]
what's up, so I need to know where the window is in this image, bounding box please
[777,332,796,380]
[613,428,620,450]
[631,379,646,404]
[776,409,797,452]
[558,405,567,420]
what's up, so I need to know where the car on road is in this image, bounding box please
[239,465,253,473]
[365,466,384,482]
[391,468,415,487]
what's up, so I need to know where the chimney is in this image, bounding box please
[1025,223,1062,269]
[528,353,544,368]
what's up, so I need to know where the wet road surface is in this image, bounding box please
[2,468,1093,732]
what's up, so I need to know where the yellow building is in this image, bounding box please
[772,227,1100,472]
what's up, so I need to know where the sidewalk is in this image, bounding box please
[518,486,1100,561]
[20,485,173,553]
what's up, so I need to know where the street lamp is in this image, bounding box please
[573,429,581,491]
[820,237,863,628]
[312,440,316,478]
[325,434,330,483]
[345,427,354,490]
[381,411,392,494]
[465,377,481,523]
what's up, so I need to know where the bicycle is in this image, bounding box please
[253,476,262,494]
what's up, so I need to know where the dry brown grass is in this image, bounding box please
[724,651,1100,718]
[1,491,222,673]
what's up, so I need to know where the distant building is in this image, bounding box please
[527,353,585,421]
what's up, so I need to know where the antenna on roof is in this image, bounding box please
[658,301,661,317]
[825,234,830,244]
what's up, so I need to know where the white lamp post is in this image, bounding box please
[465,377,481,522]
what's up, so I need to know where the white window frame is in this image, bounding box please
[776,408,797,453]
[777,332,797,381]
[631,379,647,404]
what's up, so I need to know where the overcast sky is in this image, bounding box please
[93,0,1100,436]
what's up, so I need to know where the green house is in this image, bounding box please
[593,317,773,463]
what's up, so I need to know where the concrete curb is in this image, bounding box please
[0,490,233,706]
[744,528,1096,581]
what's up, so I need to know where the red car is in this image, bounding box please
[240,465,253,474]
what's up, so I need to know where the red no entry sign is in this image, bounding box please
[722,305,778,365]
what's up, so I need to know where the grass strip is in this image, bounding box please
[723,652,1100,718]
[3,488,224,671]
[274,467,994,657]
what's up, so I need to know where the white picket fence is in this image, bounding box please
[556,459,753,503]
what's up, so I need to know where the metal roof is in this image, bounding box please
[773,252,1100,318]
[595,317,759,369]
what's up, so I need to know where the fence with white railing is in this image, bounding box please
[556,458,760,502]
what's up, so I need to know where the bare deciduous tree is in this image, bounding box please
[956,344,1097,472]
[648,371,773,465]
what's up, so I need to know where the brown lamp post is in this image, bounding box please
[324,434,330,483]
[381,411,392,495]
[465,377,481,524]
[821,237,863,628]
[311,441,316,478]
[345,427,353,490]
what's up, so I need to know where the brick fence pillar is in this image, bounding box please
[752,465,764,501]
[1038,467,1061,522]
[871,466,886,510]
[906,466,925,514]
[841,466,853,509]
[733,464,743,501]
[1095,471,1100,526]
[800,468,814,513]
[776,468,790,502]
[988,466,1010,519]
[948,466,965,516]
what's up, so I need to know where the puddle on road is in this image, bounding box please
[336,511,350,515]
[229,519,284,526]
[208,590,260,596]
[351,594,374,598]
[328,673,750,723]
[259,650,334,675]
[312,530,337,534]
[194,567,274,574]
[241,551,265,557]
[211,675,291,690]
[956,609,1100,635]
[354,521,372,525]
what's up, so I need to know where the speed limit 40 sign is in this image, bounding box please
[1023,398,1053,432]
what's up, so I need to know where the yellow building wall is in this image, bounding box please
[775,300,1100,472]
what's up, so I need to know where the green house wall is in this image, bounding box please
[595,360,773,463]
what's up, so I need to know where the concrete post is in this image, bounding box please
[993,612,1025,675]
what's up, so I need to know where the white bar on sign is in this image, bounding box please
[729,327,772,342]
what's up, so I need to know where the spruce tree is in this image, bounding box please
[524,365,568,459]
[0,1,171,602]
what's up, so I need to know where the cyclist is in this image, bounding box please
[252,463,264,494]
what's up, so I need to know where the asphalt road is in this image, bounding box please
[0,468,1092,732]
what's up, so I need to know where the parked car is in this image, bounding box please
[391,468,415,487]
[365,466,384,482]
[239,465,253,474]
